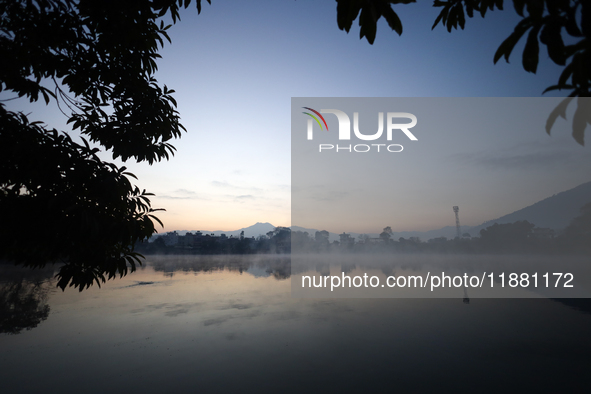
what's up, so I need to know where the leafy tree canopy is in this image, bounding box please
[0,0,211,290]
[336,0,591,144]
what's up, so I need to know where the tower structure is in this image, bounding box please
[453,206,461,239]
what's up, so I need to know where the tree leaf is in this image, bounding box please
[431,5,449,30]
[466,1,474,18]
[382,5,403,35]
[539,22,565,66]
[457,4,466,30]
[337,0,361,33]
[522,24,542,73]
[564,13,582,37]
[572,97,591,146]
[545,96,574,135]
[359,5,378,44]
[558,61,574,86]
[542,84,573,94]
[494,19,532,64]
[513,0,526,17]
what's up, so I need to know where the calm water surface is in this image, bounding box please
[1,255,591,393]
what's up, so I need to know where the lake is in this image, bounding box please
[1,255,591,393]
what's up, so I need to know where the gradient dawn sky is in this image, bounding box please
[4,1,590,234]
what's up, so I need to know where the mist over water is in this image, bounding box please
[1,255,591,393]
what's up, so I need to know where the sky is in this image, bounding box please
[4,0,590,234]
[291,96,591,234]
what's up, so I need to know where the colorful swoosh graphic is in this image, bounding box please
[302,107,329,131]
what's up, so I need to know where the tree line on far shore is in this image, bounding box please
[136,202,591,256]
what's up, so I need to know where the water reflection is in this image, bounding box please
[0,256,590,393]
[149,255,291,280]
[0,264,54,334]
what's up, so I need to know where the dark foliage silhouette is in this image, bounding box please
[336,0,591,144]
[0,280,50,335]
[0,0,211,290]
[0,107,163,290]
[0,265,54,335]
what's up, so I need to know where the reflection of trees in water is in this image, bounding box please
[147,255,291,280]
[0,265,55,335]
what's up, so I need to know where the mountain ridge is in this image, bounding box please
[468,181,591,234]
[162,181,591,241]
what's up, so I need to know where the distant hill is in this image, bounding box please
[226,222,277,238]
[162,181,591,242]
[470,181,591,235]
